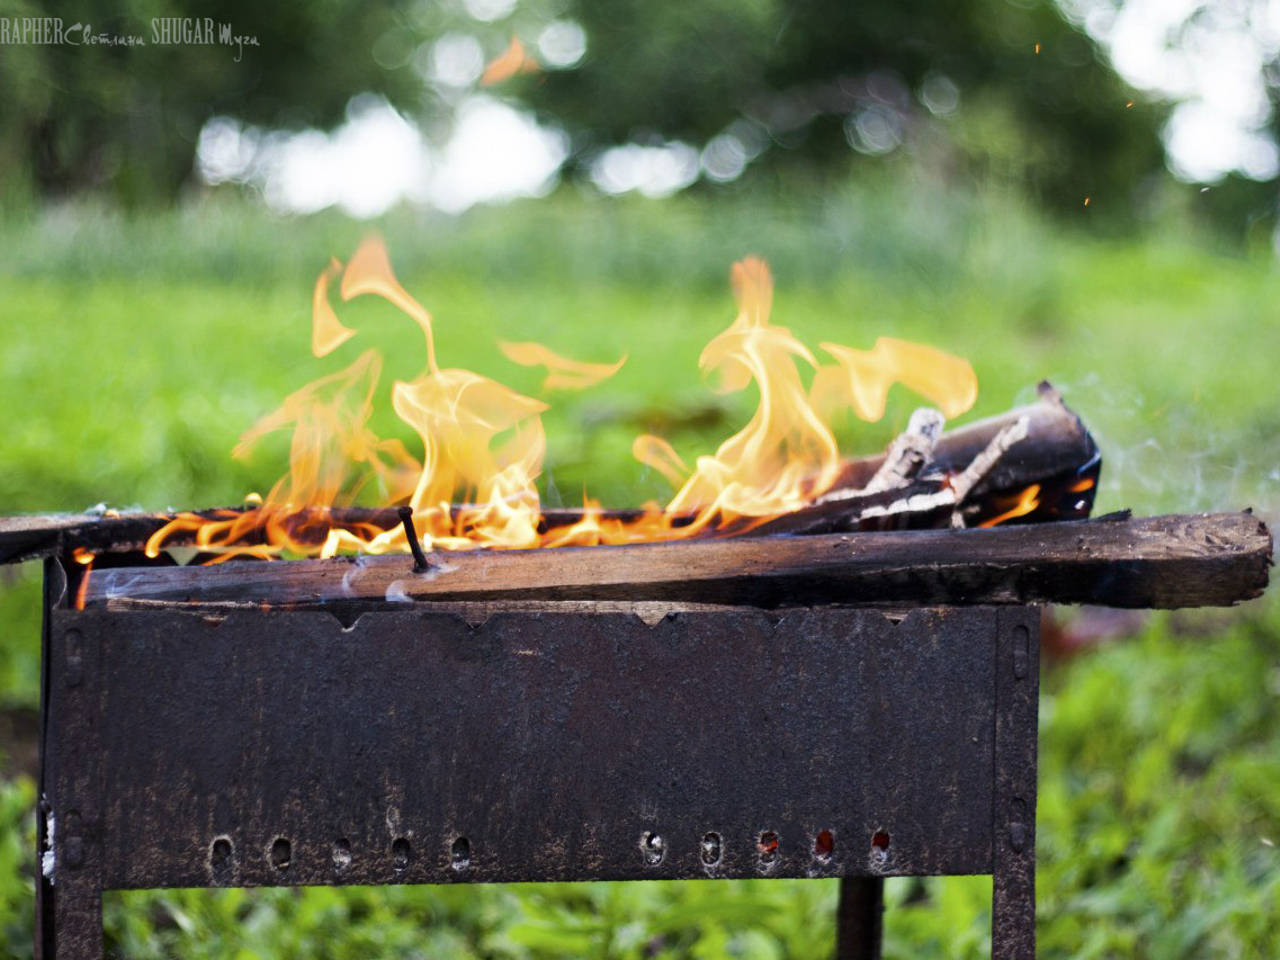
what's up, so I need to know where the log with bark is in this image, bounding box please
[82,512,1271,611]
[0,383,1097,565]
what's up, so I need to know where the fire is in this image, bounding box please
[633,256,843,535]
[812,338,977,422]
[979,484,1042,528]
[72,548,93,610]
[499,341,627,391]
[148,240,982,561]
[480,37,540,86]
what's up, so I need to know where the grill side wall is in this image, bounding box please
[44,606,1005,889]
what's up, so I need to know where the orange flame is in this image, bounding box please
[632,435,690,489]
[812,338,977,422]
[499,341,627,391]
[147,242,986,561]
[312,257,356,358]
[644,256,842,534]
[73,552,93,610]
[480,36,540,86]
[979,484,1042,527]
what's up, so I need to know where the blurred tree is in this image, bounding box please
[0,0,432,206]
[0,0,1179,216]
[526,0,1168,212]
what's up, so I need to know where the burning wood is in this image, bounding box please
[82,513,1270,611]
[0,385,1097,565]
[751,383,1098,536]
[0,240,1102,567]
[3,240,1268,621]
[97,244,1007,559]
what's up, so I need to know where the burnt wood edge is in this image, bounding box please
[82,512,1272,612]
[0,385,1093,565]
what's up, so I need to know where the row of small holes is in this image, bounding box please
[211,835,472,873]
[212,830,887,873]
[644,829,888,866]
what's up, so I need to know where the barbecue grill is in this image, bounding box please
[37,556,1039,959]
[10,500,1269,960]
[3,333,1271,960]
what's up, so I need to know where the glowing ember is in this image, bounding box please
[980,484,1042,528]
[148,240,982,561]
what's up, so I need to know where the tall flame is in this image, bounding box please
[812,338,977,422]
[636,256,842,535]
[148,241,981,561]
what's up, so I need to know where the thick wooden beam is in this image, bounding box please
[82,512,1271,611]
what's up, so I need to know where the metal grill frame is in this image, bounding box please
[35,557,1040,959]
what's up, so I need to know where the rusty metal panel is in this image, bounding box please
[47,606,1000,891]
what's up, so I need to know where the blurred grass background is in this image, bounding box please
[0,174,1278,957]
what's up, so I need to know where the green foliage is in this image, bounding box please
[0,0,428,205]
[532,0,1166,213]
[1035,611,1280,957]
[0,0,1175,220]
[109,879,838,959]
[0,775,36,960]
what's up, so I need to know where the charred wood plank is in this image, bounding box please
[98,597,754,624]
[83,512,1271,611]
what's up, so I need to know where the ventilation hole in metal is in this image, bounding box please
[700,832,722,866]
[333,838,352,870]
[640,831,665,865]
[814,829,834,860]
[270,837,291,871]
[758,831,779,864]
[392,837,412,871]
[451,836,471,869]
[871,830,891,862]
[211,838,233,867]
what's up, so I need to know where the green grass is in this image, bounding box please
[1,179,1278,957]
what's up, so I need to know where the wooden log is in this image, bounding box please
[0,383,1096,564]
[82,512,1271,611]
[750,410,1093,537]
[829,381,1095,499]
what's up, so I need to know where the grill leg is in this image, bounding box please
[835,877,883,960]
[991,608,1039,959]
[43,885,104,960]
[992,860,1035,960]
[38,559,105,960]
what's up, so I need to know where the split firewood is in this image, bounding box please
[793,413,1031,535]
[859,407,946,495]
